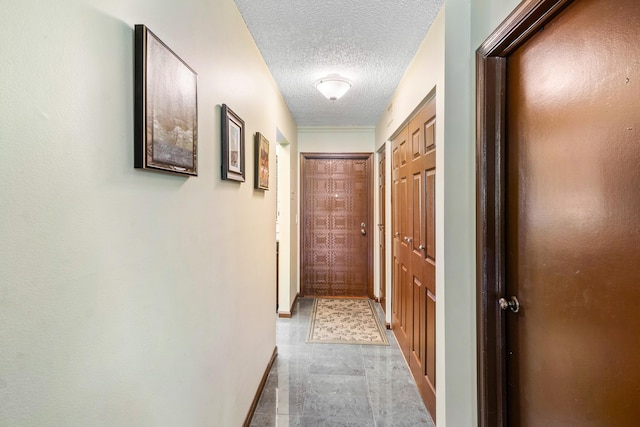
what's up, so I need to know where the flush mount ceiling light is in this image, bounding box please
[315,74,352,101]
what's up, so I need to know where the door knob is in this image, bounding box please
[361,229,366,235]
[405,237,413,243]
[361,222,366,228]
[395,232,400,237]
[418,245,425,250]
[498,296,520,313]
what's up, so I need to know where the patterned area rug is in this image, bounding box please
[306,298,389,345]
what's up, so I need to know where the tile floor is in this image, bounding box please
[250,298,435,427]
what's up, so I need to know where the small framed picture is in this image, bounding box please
[221,104,245,182]
[255,133,269,190]
[134,25,198,176]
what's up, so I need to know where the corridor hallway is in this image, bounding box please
[249,298,434,426]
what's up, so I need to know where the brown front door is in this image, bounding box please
[478,0,640,425]
[301,153,373,297]
[391,96,437,418]
[378,148,387,312]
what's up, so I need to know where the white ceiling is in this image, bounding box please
[234,0,444,127]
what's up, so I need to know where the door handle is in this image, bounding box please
[395,232,400,237]
[499,296,520,313]
[405,237,413,243]
[361,222,366,228]
[361,229,366,236]
[418,244,425,250]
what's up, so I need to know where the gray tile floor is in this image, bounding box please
[250,298,435,427]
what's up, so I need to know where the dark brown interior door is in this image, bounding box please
[391,96,437,419]
[378,148,387,312]
[301,153,373,297]
[505,0,640,424]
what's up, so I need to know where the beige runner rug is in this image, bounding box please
[306,298,389,345]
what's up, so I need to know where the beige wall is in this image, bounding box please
[374,4,447,422]
[375,6,445,325]
[298,127,376,153]
[0,0,296,425]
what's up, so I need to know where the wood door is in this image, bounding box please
[378,148,387,313]
[407,99,436,417]
[505,1,640,424]
[477,0,640,425]
[301,153,373,297]
[391,127,412,359]
[391,97,437,419]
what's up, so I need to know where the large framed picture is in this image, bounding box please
[221,104,245,182]
[255,132,269,190]
[134,25,198,176]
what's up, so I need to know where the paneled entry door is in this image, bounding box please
[478,0,640,425]
[391,96,436,417]
[301,153,373,298]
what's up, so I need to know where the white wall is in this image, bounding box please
[0,0,296,425]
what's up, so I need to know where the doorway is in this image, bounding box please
[300,153,373,297]
[477,0,640,425]
[377,146,386,312]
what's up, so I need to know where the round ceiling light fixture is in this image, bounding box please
[315,74,352,101]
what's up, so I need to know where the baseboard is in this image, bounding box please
[278,293,299,318]
[243,346,278,427]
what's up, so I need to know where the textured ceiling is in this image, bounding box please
[234,0,444,127]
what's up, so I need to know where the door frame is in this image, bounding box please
[376,145,387,313]
[475,0,572,425]
[300,152,374,299]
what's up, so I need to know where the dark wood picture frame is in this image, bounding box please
[221,104,245,182]
[476,1,572,425]
[255,132,269,190]
[134,24,198,176]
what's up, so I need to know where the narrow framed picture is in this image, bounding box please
[255,132,269,190]
[134,25,198,176]
[221,104,245,182]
